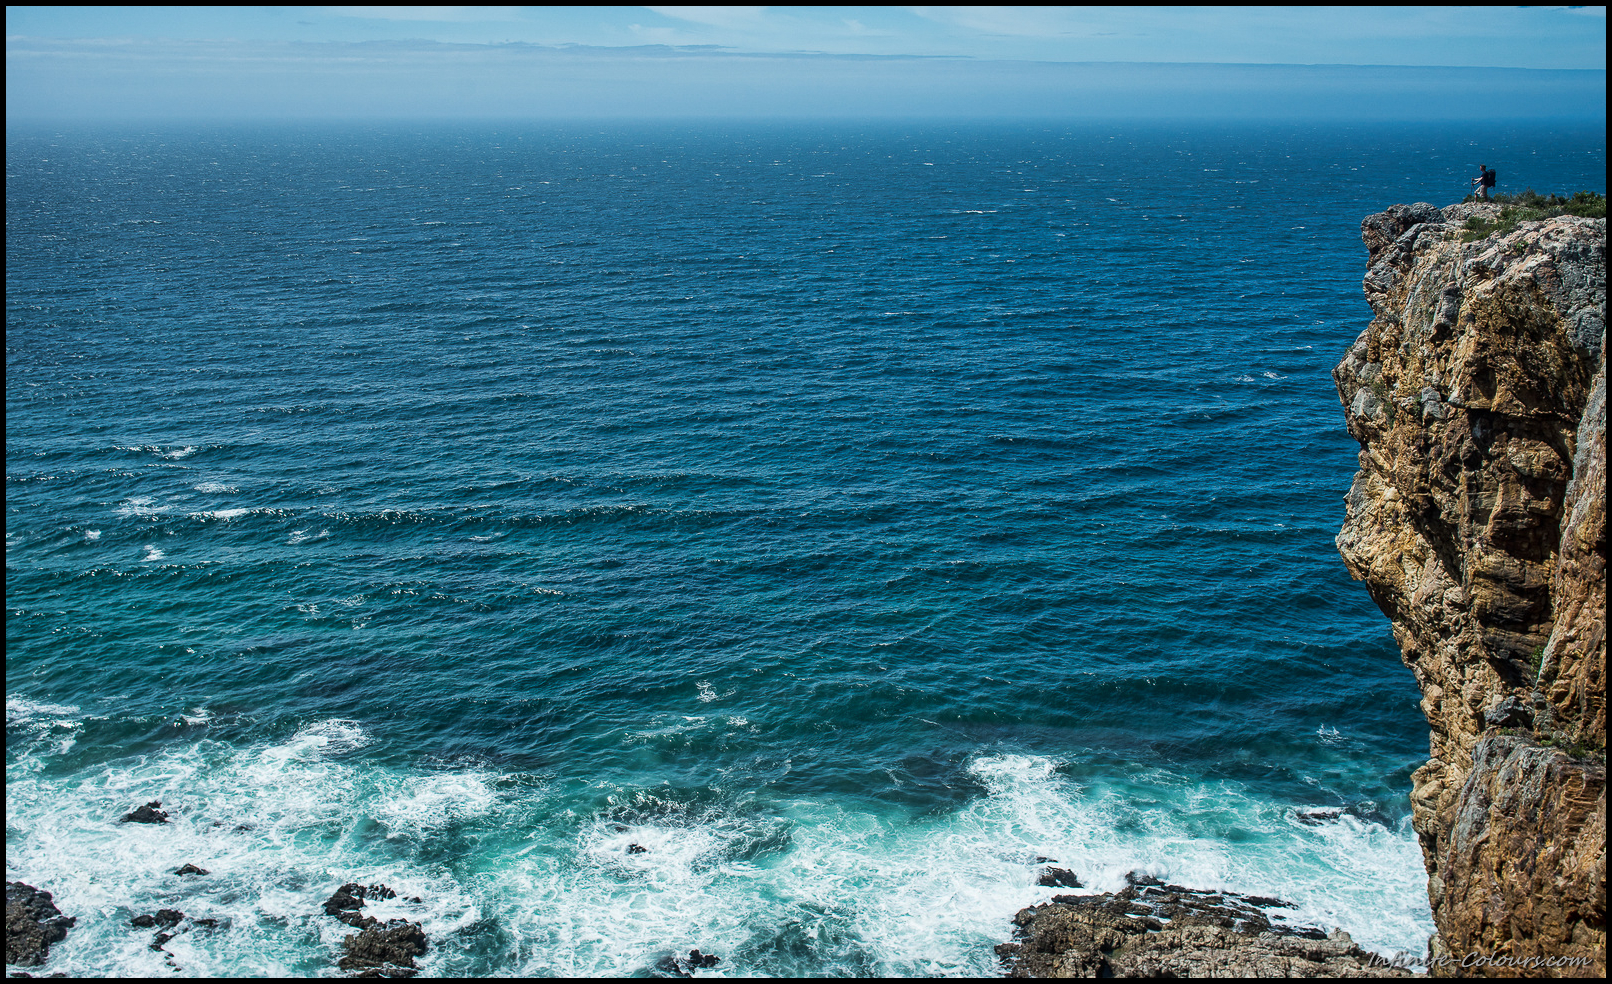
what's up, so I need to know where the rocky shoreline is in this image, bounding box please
[7,803,728,978]
[996,872,1418,978]
[6,810,435,980]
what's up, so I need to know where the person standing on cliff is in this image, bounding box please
[1472,164,1497,200]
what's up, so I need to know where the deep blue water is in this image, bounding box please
[7,119,1605,976]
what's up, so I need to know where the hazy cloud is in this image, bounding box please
[324,6,525,23]
[6,34,1605,122]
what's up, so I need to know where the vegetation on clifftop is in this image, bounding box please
[1460,189,1607,240]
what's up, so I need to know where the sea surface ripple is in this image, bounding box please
[6,120,1605,976]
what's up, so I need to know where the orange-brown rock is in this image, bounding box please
[1335,203,1605,977]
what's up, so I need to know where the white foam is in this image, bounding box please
[189,508,251,521]
[376,773,497,834]
[84,529,102,541]
[193,481,238,494]
[3,727,482,978]
[625,716,709,744]
[7,696,82,723]
[265,719,370,761]
[116,496,169,518]
[3,741,1433,977]
[141,545,166,562]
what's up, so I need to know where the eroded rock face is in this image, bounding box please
[996,882,1416,978]
[1335,204,1606,976]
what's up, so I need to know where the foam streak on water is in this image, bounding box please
[8,120,1605,975]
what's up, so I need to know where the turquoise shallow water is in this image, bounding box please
[6,120,1605,976]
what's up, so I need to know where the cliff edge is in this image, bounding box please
[1335,203,1606,976]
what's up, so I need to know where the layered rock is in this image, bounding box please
[997,879,1417,977]
[1335,203,1606,976]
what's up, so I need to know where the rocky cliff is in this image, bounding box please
[1335,203,1606,977]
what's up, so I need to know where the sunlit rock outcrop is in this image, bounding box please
[1335,203,1605,977]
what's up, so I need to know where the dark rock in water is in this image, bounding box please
[653,953,692,978]
[687,948,720,968]
[1295,803,1397,827]
[998,883,1417,977]
[1037,867,1082,888]
[1241,895,1289,909]
[322,883,427,978]
[129,909,184,930]
[627,843,648,855]
[149,932,174,950]
[337,920,428,978]
[324,883,397,917]
[120,801,169,824]
[6,882,77,967]
[651,948,720,976]
[337,911,380,931]
[1294,807,1345,825]
[1123,871,1164,888]
[173,864,210,877]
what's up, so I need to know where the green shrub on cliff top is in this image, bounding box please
[1462,190,1607,241]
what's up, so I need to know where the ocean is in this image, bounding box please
[6,119,1605,977]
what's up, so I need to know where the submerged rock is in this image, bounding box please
[6,882,76,967]
[323,883,398,929]
[173,864,210,877]
[997,883,1417,977]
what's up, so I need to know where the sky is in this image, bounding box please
[6,6,1607,121]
